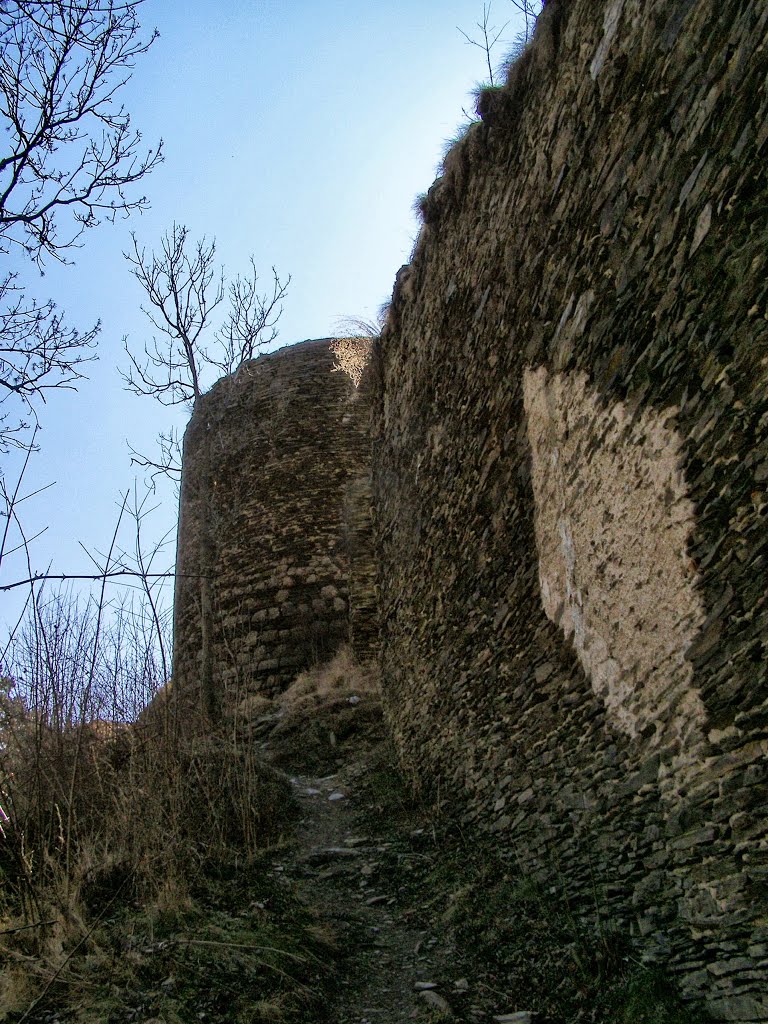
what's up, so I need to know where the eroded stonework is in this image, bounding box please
[170,0,768,1017]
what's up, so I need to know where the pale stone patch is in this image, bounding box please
[523,367,706,750]
[330,337,373,389]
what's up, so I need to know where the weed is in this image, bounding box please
[597,966,711,1024]
[1,852,334,1023]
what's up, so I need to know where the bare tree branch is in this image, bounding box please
[0,570,206,593]
[122,225,290,411]
[0,0,163,265]
[508,0,542,45]
[0,0,162,452]
[458,3,509,86]
[122,223,289,499]
[121,224,225,406]
[0,272,98,451]
[211,263,290,376]
[459,0,543,89]
[127,426,182,487]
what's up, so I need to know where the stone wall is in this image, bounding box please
[372,0,768,1019]
[173,338,375,701]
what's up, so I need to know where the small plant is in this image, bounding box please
[458,1,543,89]
[597,967,711,1024]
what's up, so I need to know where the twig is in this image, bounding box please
[174,936,307,962]
[2,527,49,559]
[1,570,208,593]
[0,426,40,567]
[478,979,512,999]
[457,2,509,86]
[0,918,55,936]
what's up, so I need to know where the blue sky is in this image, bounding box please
[1,0,530,634]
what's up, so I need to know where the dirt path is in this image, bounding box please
[252,685,492,1023]
[250,673,541,1024]
[278,765,466,1023]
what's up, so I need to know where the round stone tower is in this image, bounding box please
[172,338,376,706]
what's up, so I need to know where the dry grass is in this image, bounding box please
[277,645,379,711]
[0,627,380,1021]
[264,648,383,775]
[0,711,298,1017]
[228,692,274,722]
[329,337,374,388]
[0,627,706,1023]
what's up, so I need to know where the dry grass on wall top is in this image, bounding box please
[279,644,379,708]
[254,646,384,776]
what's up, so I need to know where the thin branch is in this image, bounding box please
[0,423,40,566]
[1,525,48,558]
[127,426,182,487]
[173,937,308,963]
[211,264,290,375]
[122,224,224,406]
[0,569,209,592]
[0,918,56,936]
[458,3,509,86]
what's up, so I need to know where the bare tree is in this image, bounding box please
[213,259,289,376]
[122,223,289,410]
[121,226,224,407]
[0,0,163,451]
[0,1,163,263]
[458,3,510,86]
[122,223,289,725]
[509,0,542,47]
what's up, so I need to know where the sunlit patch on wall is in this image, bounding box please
[523,366,706,753]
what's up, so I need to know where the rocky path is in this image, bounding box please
[250,684,539,1024]
[1,670,695,1024]
[248,677,542,1023]
[278,765,467,1023]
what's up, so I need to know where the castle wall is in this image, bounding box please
[372,0,768,1018]
[172,338,375,702]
